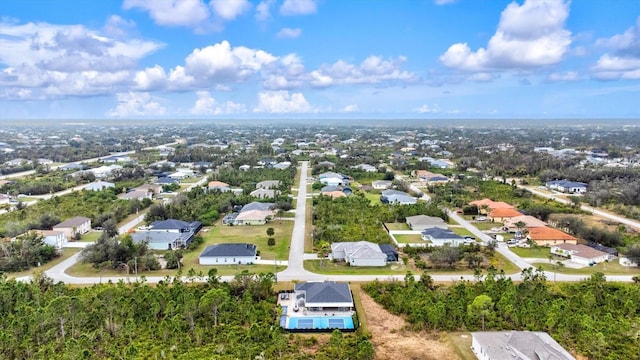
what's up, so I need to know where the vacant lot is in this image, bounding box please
[200,220,293,260]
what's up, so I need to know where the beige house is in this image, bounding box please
[53,216,91,240]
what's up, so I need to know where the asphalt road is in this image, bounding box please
[17,163,640,284]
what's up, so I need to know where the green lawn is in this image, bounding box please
[393,234,424,244]
[472,222,501,230]
[509,246,553,258]
[200,220,293,260]
[450,228,475,237]
[491,252,521,275]
[79,231,101,242]
[385,222,410,230]
[67,261,286,277]
[304,259,412,275]
[533,261,640,276]
[444,333,476,360]
[364,192,382,205]
[7,248,81,279]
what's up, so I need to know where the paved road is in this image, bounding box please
[524,186,640,231]
[278,161,322,281]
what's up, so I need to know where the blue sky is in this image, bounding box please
[1,0,640,120]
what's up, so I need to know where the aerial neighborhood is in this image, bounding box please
[1,122,640,359]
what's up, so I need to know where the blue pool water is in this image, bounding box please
[287,316,355,330]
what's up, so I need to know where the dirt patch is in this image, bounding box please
[360,292,461,360]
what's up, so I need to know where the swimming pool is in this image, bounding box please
[287,316,355,330]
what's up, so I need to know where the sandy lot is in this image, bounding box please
[360,292,463,360]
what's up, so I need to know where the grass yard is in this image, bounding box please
[533,260,640,276]
[304,259,412,275]
[79,231,101,242]
[444,333,477,360]
[7,248,81,279]
[472,221,501,230]
[66,261,285,277]
[364,192,382,205]
[491,252,521,275]
[393,233,424,244]
[200,220,293,260]
[384,222,410,230]
[509,246,553,258]
[450,228,475,237]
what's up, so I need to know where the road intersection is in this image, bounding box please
[18,161,640,284]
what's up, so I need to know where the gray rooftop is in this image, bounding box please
[54,216,91,228]
[200,243,257,257]
[295,281,353,304]
[241,202,275,212]
[421,228,463,240]
[472,331,575,360]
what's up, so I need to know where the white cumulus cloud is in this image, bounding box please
[280,0,317,16]
[210,0,251,20]
[107,92,166,117]
[191,90,247,114]
[253,90,314,113]
[123,0,210,27]
[277,27,302,38]
[416,104,440,113]
[592,17,640,80]
[344,104,359,112]
[255,0,275,21]
[440,0,571,71]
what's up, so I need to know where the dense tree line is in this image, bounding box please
[145,186,237,226]
[0,273,374,359]
[0,232,58,272]
[214,166,296,194]
[80,233,160,272]
[312,194,446,245]
[363,270,640,360]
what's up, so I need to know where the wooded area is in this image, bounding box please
[363,270,640,359]
[0,273,374,359]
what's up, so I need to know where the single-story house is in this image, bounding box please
[131,231,194,250]
[489,208,522,222]
[469,199,514,214]
[239,164,251,171]
[84,181,115,191]
[273,161,291,170]
[546,180,588,194]
[208,181,231,192]
[199,243,257,265]
[421,228,466,246]
[88,165,122,178]
[134,184,163,194]
[250,188,278,199]
[154,177,180,185]
[527,226,577,246]
[381,190,417,205]
[503,215,547,231]
[241,202,275,212]
[168,170,195,180]
[586,242,618,260]
[148,219,202,234]
[294,281,354,312]
[234,210,274,225]
[53,216,91,239]
[35,230,67,250]
[352,164,377,172]
[318,172,349,186]
[331,241,388,267]
[471,331,575,360]
[256,180,282,189]
[118,189,152,200]
[378,244,399,262]
[317,161,335,169]
[551,243,609,266]
[371,180,392,190]
[405,215,447,231]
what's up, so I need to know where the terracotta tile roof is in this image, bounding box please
[490,208,522,218]
[527,226,576,241]
[208,181,229,187]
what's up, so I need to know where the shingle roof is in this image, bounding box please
[472,331,575,360]
[200,243,257,257]
[241,202,275,211]
[553,243,608,259]
[54,216,91,228]
[150,219,199,231]
[421,228,463,240]
[406,215,446,227]
[295,282,353,304]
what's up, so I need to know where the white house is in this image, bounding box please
[421,228,466,246]
[85,181,115,191]
[546,180,588,194]
[372,180,392,190]
[405,215,447,231]
[199,243,257,265]
[550,243,609,266]
[331,241,387,267]
[36,230,68,250]
[472,331,575,360]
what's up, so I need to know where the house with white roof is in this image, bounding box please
[331,241,388,267]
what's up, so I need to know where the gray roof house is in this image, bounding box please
[405,215,447,231]
[241,202,275,212]
[131,231,194,251]
[331,241,387,267]
[84,181,115,191]
[250,188,278,199]
[294,281,354,310]
[149,219,202,233]
[471,331,575,360]
[199,243,257,265]
[421,228,466,246]
[256,180,282,189]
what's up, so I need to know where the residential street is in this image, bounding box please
[16,162,640,285]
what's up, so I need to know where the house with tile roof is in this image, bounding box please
[527,226,577,246]
[489,208,522,222]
